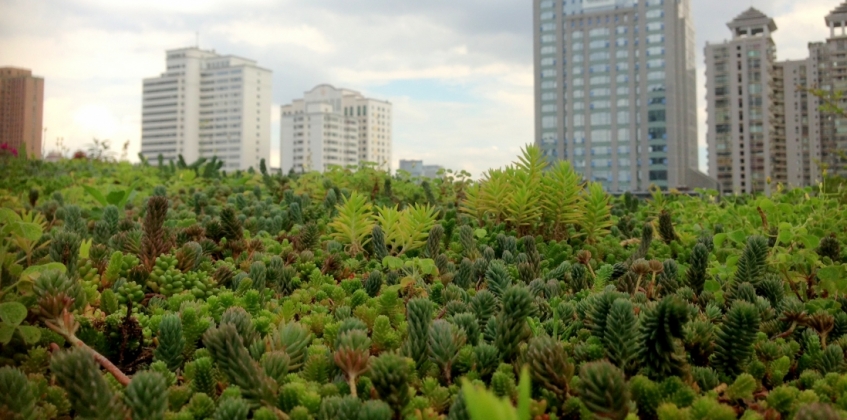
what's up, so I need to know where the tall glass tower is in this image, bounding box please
[533,0,712,192]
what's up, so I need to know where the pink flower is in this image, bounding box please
[0,143,18,157]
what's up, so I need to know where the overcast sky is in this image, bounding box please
[0,0,840,176]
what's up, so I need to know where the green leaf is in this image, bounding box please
[0,208,21,224]
[179,170,197,182]
[516,367,531,420]
[777,223,792,245]
[728,230,747,246]
[79,238,92,259]
[474,228,487,239]
[704,280,722,294]
[799,234,820,250]
[83,185,108,206]
[382,256,404,271]
[20,263,67,283]
[106,190,127,206]
[0,324,14,345]
[16,325,41,345]
[0,301,27,326]
[8,222,42,242]
[714,233,728,248]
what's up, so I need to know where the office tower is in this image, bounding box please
[399,159,444,178]
[778,59,817,187]
[808,2,847,179]
[141,47,272,171]
[705,9,785,194]
[533,0,711,192]
[0,67,44,158]
[280,84,392,174]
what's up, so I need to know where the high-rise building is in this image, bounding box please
[140,47,272,171]
[705,8,786,194]
[808,2,847,179]
[280,85,392,174]
[0,67,44,158]
[533,0,712,192]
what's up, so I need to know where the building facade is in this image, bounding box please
[399,159,444,178]
[280,85,392,174]
[0,67,44,158]
[808,2,847,179]
[705,9,784,194]
[140,47,272,171]
[533,0,712,192]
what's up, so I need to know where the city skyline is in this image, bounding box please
[0,0,840,177]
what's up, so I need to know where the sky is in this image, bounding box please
[0,0,841,177]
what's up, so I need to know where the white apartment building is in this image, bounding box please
[140,47,272,171]
[281,84,392,173]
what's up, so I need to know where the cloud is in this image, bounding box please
[1,0,835,176]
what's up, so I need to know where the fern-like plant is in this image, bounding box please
[579,182,613,244]
[327,191,375,256]
[541,160,583,240]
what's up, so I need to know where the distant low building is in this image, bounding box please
[399,159,444,178]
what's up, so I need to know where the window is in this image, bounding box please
[647,71,665,80]
[573,54,584,62]
[617,111,630,124]
[590,75,610,85]
[646,22,663,32]
[541,132,557,144]
[540,46,555,54]
[574,90,585,98]
[650,157,668,165]
[616,50,629,59]
[616,26,627,35]
[574,102,585,110]
[591,129,611,142]
[574,148,585,156]
[541,69,557,78]
[541,57,556,66]
[616,39,627,47]
[590,64,608,73]
[591,88,611,96]
[573,78,584,87]
[618,171,631,181]
[541,34,556,43]
[541,80,557,89]
[540,0,554,8]
[648,127,667,139]
[540,12,555,20]
[616,74,628,83]
[572,31,584,39]
[574,131,585,143]
[590,51,610,61]
[646,34,664,44]
[591,112,611,125]
[617,129,630,141]
[541,23,556,32]
[645,9,663,19]
[589,40,608,49]
[646,46,664,56]
[618,146,630,154]
[589,28,610,37]
[542,116,557,128]
[647,59,664,68]
[592,100,610,109]
[617,62,629,71]
[541,92,557,101]
[573,113,585,126]
[573,66,584,74]
[573,42,584,51]
[593,158,611,167]
[541,104,557,113]
[617,98,629,107]
[648,110,666,123]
